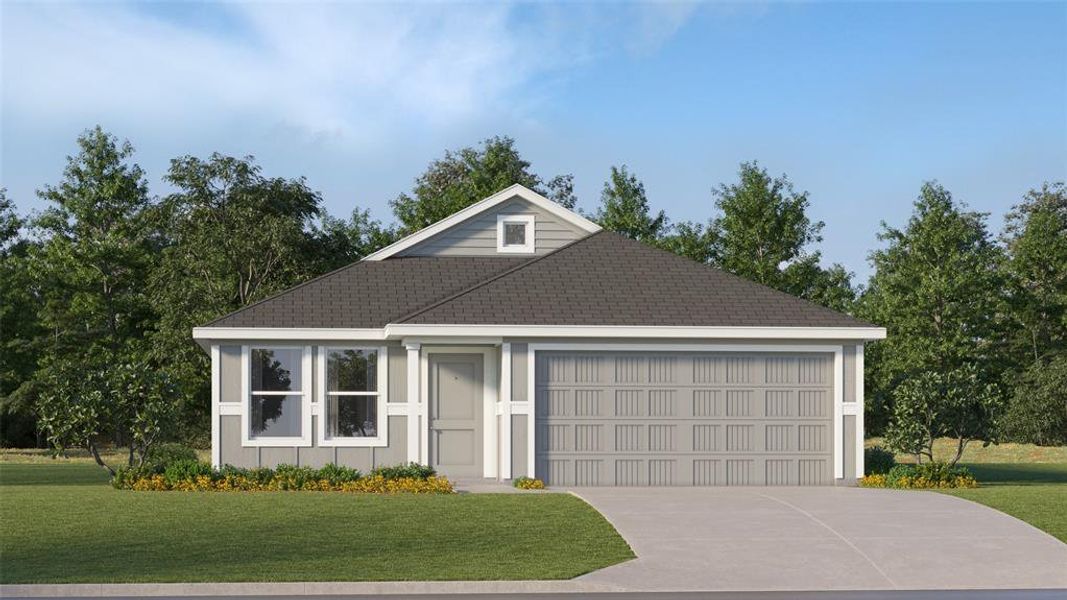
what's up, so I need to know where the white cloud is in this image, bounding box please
[1,2,615,142]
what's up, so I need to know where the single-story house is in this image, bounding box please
[192,184,885,486]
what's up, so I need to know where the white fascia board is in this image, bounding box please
[362,184,601,261]
[192,327,387,341]
[194,324,886,342]
[383,324,887,341]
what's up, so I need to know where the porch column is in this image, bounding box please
[405,343,421,464]
[499,343,512,480]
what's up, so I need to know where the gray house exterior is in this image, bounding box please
[193,185,885,486]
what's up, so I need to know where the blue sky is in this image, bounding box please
[2,1,1065,281]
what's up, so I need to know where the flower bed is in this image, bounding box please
[513,476,545,490]
[859,462,978,489]
[113,461,453,494]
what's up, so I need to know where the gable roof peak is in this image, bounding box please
[362,183,601,261]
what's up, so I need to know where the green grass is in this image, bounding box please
[0,463,634,584]
[866,437,1067,463]
[941,462,1067,544]
[864,438,1067,543]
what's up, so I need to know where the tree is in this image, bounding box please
[150,153,325,438]
[1000,182,1067,366]
[0,190,45,446]
[659,220,716,264]
[884,364,1002,465]
[999,355,1067,446]
[859,182,1004,434]
[30,127,156,356]
[708,162,856,310]
[594,165,668,243]
[23,127,164,457]
[310,209,396,272]
[34,347,176,476]
[390,136,576,233]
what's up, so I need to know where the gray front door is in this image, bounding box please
[429,353,484,478]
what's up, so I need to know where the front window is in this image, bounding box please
[325,348,379,439]
[249,348,304,438]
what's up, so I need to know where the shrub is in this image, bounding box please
[163,459,213,485]
[145,443,199,472]
[864,445,896,475]
[371,463,436,480]
[114,462,449,493]
[513,476,545,490]
[861,462,977,489]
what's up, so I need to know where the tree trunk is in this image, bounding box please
[950,437,968,467]
[87,442,116,478]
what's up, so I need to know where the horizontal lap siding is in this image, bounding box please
[397,197,586,257]
[535,352,834,486]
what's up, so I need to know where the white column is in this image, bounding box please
[500,343,512,480]
[855,343,866,479]
[210,344,221,468]
[833,346,844,479]
[405,343,421,464]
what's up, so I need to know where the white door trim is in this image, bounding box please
[420,346,499,479]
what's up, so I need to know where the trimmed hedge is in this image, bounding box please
[113,461,453,494]
[859,462,978,489]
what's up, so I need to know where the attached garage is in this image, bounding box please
[534,350,837,486]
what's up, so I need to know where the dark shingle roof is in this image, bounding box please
[204,231,873,329]
[398,231,874,328]
[205,257,531,328]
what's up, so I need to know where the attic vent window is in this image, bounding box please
[497,214,535,254]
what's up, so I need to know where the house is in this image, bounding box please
[192,184,885,486]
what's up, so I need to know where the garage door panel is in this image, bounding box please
[536,352,834,486]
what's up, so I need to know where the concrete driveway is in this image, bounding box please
[572,487,1067,592]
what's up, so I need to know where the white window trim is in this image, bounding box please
[496,214,535,254]
[316,346,389,447]
[241,345,313,447]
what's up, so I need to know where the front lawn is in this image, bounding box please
[0,463,634,584]
[865,438,1067,544]
[942,463,1067,544]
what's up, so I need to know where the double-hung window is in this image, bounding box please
[318,347,388,446]
[244,346,311,446]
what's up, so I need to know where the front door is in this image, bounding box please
[429,353,484,478]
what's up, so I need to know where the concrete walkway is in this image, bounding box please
[572,487,1067,592]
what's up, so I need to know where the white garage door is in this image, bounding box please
[535,351,835,486]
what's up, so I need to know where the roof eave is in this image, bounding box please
[192,324,886,342]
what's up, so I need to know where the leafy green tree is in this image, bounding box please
[594,165,668,243]
[999,355,1067,446]
[1000,182,1066,365]
[150,153,325,437]
[391,136,576,233]
[310,209,396,272]
[30,127,156,356]
[35,347,177,476]
[859,182,1005,434]
[707,162,856,310]
[658,221,716,264]
[0,190,45,446]
[22,127,162,455]
[884,364,1002,465]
